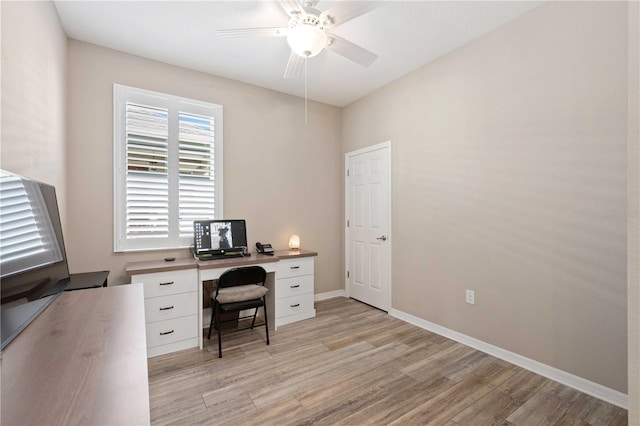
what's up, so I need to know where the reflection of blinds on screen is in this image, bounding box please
[0,173,63,277]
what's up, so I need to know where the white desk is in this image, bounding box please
[127,250,317,357]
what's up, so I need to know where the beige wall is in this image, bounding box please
[628,0,640,422]
[0,0,67,221]
[65,40,342,291]
[342,1,628,393]
[2,0,638,412]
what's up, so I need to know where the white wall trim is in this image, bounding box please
[315,290,346,301]
[389,308,629,409]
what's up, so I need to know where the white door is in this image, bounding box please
[346,142,391,311]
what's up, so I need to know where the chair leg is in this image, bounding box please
[263,301,270,346]
[250,307,258,330]
[207,300,216,340]
[216,307,223,358]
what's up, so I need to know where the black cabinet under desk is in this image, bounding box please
[65,270,109,291]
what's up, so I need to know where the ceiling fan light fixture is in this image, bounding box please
[287,23,327,58]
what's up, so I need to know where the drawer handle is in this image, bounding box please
[159,305,174,311]
[159,330,175,336]
[159,281,174,286]
[290,303,300,308]
[290,266,300,270]
[290,284,300,288]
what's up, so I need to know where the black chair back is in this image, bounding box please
[217,266,267,290]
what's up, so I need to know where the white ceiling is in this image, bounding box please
[53,1,542,107]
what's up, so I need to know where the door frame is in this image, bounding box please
[344,141,392,310]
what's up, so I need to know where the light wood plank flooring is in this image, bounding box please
[148,297,627,425]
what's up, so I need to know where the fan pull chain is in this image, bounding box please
[304,55,308,126]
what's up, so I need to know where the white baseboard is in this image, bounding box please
[389,308,628,409]
[315,290,346,301]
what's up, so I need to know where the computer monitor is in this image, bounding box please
[193,219,248,259]
[0,170,70,349]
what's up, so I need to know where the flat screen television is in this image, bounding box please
[193,219,248,260]
[0,170,70,349]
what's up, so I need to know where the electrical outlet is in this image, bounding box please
[465,289,475,305]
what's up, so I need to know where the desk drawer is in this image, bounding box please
[146,314,198,348]
[144,292,198,323]
[276,258,314,279]
[133,269,198,298]
[276,275,313,298]
[275,293,314,319]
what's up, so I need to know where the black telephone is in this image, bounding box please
[256,242,274,255]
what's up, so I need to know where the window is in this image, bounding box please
[113,85,223,252]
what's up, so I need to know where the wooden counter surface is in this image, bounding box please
[0,284,150,425]
[196,252,279,270]
[272,249,318,259]
[126,250,317,275]
[126,256,198,276]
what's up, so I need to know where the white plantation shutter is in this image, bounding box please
[114,86,222,252]
[125,103,169,239]
[178,111,217,237]
[0,173,63,276]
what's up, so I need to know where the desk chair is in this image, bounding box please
[207,266,270,358]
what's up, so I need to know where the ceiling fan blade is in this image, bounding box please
[279,0,305,18]
[326,34,378,67]
[284,51,305,79]
[217,27,287,39]
[320,2,380,28]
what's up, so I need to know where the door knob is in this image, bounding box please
[376,235,387,241]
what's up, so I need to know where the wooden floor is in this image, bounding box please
[148,297,627,425]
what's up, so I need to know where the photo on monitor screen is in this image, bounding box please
[209,221,233,249]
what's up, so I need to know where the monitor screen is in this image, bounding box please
[0,170,70,349]
[194,219,247,257]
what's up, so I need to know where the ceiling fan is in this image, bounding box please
[217,0,380,79]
